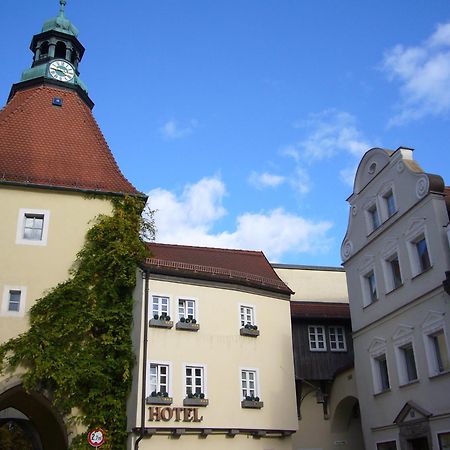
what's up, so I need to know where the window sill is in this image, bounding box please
[429,369,450,380]
[385,283,404,295]
[183,397,209,407]
[411,265,433,280]
[146,396,173,405]
[373,388,391,397]
[241,400,264,409]
[149,318,173,329]
[399,379,420,389]
[363,298,379,310]
[176,321,200,332]
[240,327,259,337]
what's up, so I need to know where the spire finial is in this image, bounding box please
[59,0,67,14]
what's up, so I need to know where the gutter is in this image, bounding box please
[134,270,150,450]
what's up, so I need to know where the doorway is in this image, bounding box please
[407,437,429,450]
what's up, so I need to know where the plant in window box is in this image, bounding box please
[240,323,259,337]
[146,390,173,405]
[183,391,209,407]
[176,316,200,332]
[149,313,173,329]
[241,394,263,409]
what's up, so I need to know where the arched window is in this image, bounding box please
[55,41,66,59]
[71,50,78,65]
[40,41,49,58]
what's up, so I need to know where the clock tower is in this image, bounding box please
[9,0,91,106]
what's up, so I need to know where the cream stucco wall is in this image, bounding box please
[273,266,348,303]
[128,274,298,450]
[0,186,112,344]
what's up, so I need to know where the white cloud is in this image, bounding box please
[160,118,198,139]
[295,109,370,160]
[146,176,333,262]
[248,171,285,189]
[383,21,450,125]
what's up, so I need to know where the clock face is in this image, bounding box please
[49,60,75,82]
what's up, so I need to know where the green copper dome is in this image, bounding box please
[42,0,79,37]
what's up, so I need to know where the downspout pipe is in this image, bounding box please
[135,269,150,450]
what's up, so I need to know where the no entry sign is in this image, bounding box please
[87,428,106,447]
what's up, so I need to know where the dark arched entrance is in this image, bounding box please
[0,385,67,450]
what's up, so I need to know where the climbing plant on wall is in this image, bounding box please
[0,196,154,449]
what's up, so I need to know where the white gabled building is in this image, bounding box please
[341,147,450,450]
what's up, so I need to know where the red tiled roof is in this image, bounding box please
[143,242,293,295]
[290,301,350,319]
[0,85,142,196]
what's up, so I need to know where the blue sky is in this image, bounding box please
[1,0,450,266]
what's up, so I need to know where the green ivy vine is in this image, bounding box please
[0,196,154,449]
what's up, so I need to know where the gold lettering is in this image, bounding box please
[193,408,203,422]
[148,407,161,422]
[183,407,194,422]
[174,407,183,422]
[160,407,173,422]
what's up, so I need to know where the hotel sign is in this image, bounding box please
[148,406,203,422]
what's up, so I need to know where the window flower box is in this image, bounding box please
[241,395,263,409]
[240,324,259,337]
[176,320,200,331]
[146,392,173,405]
[241,398,264,409]
[149,314,173,329]
[183,393,209,407]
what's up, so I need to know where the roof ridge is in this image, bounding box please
[149,242,264,255]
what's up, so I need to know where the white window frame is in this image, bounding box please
[148,361,172,397]
[240,367,261,400]
[382,249,403,293]
[406,222,432,277]
[367,203,381,233]
[178,297,198,322]
[151,295,170,319]
[239,303,256,327]
[308,325,327,352]
[394,339,418,386]
[378,182,397,221]
[183,363,207,398]
[16,208,50,246]
[361,269,378,306]
[422,312,450,377]
[438,431,450,450]
[329,326,347,352]
[1,286,27,316]
[369,339,390,394]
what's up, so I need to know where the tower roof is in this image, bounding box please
[42,0,79,37]
[0,85,143,197]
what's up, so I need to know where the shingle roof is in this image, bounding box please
[290,301,350,319]
[0,85,142,196]
[143,242,293,296]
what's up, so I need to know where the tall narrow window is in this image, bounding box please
[416,237,431,272]
[384,190,397,218]
[178,298,196,320]
[438,432,450,450]
[185,366,205,396]
[369,205,381,231]
[366,271,378,304]
[149,363,169,395]
[308,325,327,351]
[389,254,402,290]
[329,326,347,351]
[400,343,418,383]
[8,290,21,312]
[152,295,169,318]
[430,330,450,374]
[375,354,390,392]
[240,305,255,326]
[241,369,258,399]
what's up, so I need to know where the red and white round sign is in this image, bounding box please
[87,428,106,447]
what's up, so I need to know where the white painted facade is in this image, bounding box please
[341,147,450,450]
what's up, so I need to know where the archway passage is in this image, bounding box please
[331,395,364,450]
[0,385,67,450]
